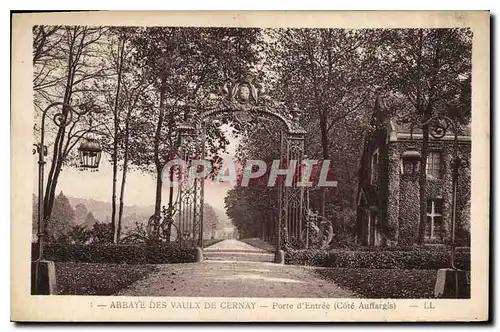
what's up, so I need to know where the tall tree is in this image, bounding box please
[129,27,263,216]
[85,211,99,226]
[95,27,153,242]
[116,69,151,242]
[32,26,63,91]
[203,203,220,239]
[382,28,472,243]
[47,191,75,241]
[109,32,126,242]
[265,28,381,216]
[74,203,88,225]
[32,26,110,221]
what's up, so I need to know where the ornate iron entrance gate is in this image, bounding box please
[175,76,307,249]
[175,126,204,246]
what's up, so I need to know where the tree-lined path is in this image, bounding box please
[116,240,356,297]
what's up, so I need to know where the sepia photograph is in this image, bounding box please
[11,10,489,322]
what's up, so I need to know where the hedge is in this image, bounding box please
[32,242,196,264]
[330,245,471,252]
[285,249,470,270]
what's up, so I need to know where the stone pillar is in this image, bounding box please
[275,249,285,264]
[195,247,203,263]
[435,268,470,298]
[31,260,57,295]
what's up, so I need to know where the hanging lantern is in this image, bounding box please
[78,138,102,169]
[401,148,421,175]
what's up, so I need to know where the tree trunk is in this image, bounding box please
[154,77,167,215]
[40,27,102,223]
[415,28,429,245]
[44,125,66,218]
[111,38,125,243]
[417,29,440,244]
[262,219,265,240]
[165,166,174,241]
[43,41,76,219]
[117,104,133,243]
[117,159,128,242]
[154,167,163,215]
[418,124,430,243]
[319,109,330,216]
[111,161,118,243]
[45,151,65,214]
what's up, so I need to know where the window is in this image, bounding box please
[401,149,421,175]
[426,199,444,240]
[370,149,379,185]
[426,151,441,178]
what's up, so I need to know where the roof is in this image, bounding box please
[388,117,471,142]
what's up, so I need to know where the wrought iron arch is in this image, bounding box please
[176,76,308,249]
[195,105,306,136]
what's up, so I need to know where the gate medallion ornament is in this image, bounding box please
[221,76,260,111]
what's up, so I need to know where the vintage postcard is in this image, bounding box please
[11,10,489,322]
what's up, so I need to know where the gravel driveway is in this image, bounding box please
[116,240,355,298]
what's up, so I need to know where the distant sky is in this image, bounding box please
[33,124,240,212]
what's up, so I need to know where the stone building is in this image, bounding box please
[356,97,471,247]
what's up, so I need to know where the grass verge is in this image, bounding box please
[55,262,157,295]
[316,268,442,298]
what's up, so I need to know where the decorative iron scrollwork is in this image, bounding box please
[32,143,47,156]
[300,209,334,249]
[52,110,73,128]
[44,101,99,129]
[418,114,456,140]
[429,119,449,139]
[219,75,266,115]
[220,75,260,106]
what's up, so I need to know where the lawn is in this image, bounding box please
[316,268,441,298]
[55,262,157,295]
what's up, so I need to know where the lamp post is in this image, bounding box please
[415,114,468,298]
[32,102,102,295]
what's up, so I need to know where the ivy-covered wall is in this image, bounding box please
[398,175,420,245]
[386,143,401,246]
[357,128,471,247]
[392,139,471,246]
[356,125,390,245]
